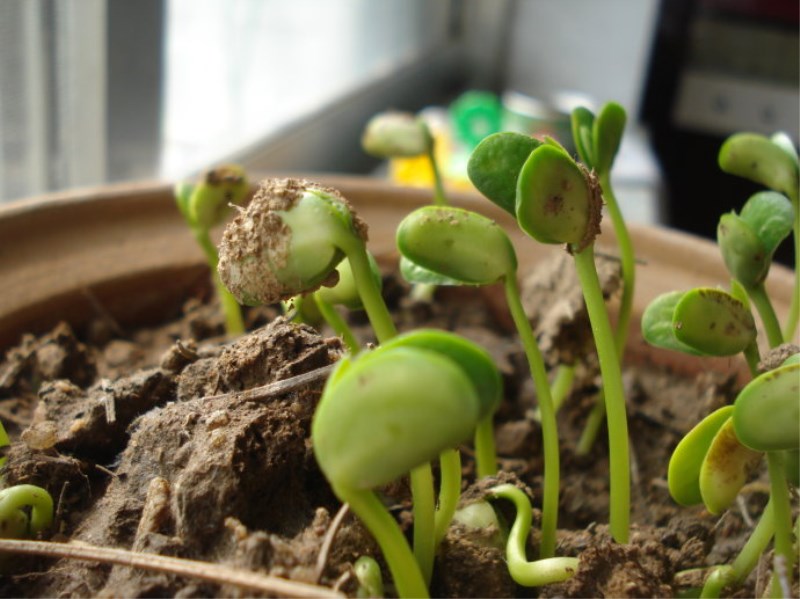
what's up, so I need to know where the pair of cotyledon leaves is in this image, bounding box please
[312,329,502,492]
[718,191,795,289]
[398,103,626,287]
[643,287,799,513]
[667,356,799,514]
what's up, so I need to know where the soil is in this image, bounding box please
[0,256,792,598]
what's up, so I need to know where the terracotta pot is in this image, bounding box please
[0,176,795,376]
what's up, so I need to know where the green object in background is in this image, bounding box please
[450,91,501,150]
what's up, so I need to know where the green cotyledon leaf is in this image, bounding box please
[699,416,763,515]
[468,132,542,216]
[382,329,503,419]
[397,205,517,285]
[733,362,800,452]
[668,406,734,506]
[673,287,756,356]
[312,345,480,490]
[641,291,704,356]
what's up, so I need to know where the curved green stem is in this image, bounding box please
[576,394,606,456]
[766,451,794,598]
[599,173,636,359]
[334,485,429,598]
[0,484,53,534]
[748,282,785,349]
[194,228,245,336]
[700,499,777,597]
[313,294,360,354]
[434,448,462,547]
[782,192,799,342]
[551,365,576,413]
[576,174,634,454]
[743,341,762,378]
[339,239,397,344]
[504,275,560,559]
[572,245,630,544]
[474,414,498,478]
[426,143,448,207]
[488,484,579,586]
[409,464,436,586]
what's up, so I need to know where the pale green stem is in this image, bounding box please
[504,274,559,559]
[338,238,397,344]
[334,485,429,599]
[551,365,576,413]
[576,174,635,454]
[0,484,53,534]
[488,484,579,586]
[766,451,794,598]
[434,448,462,548]
[576,396,606,456]
[730,499,775,584]
[599,173,636,359]
[474,414,498,478]
[782,192,799,342]
[194,228,245,336]
[743,341,762,378]
[748,282,785,349]
[572,245,630,544]
[313,294,360,354]
[409,464,436,586]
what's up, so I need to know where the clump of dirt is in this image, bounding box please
[0,261,785,598]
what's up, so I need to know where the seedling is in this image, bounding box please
[718,132,800,341]
[644,281,798,596]
[312,331,500,598]
[175,165,250,336]
[217,178,397,344]
[570,102,634,454]
[469,133,631,544]
[487,484,579,586]
[0,484,53,541]
[717,190,795,347]
[362,111,447,206]
[397,205,562,558]
[354,555,384,598]
[301,251,383,354]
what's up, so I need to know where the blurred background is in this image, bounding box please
[0,0,797,247]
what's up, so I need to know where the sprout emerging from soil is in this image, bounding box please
[174,165,250,336]
[312,333,499,598]
[0,484,54,540]
[353,555,384,598]
[397,205,562,558]
[217,178,397,343]
[361,111,447,206]
[487,484,579,586]
[513,141,631,545]
[570,102,633,454]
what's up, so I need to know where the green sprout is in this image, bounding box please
[217,178,397,344]
[570,102,634,454]
[644,282,798,596]
[312,332,500,598]
[354,555,384,598]
[362,111,447,206]
[718,132,800,341]
[717,191,795,348]
[175,165,250,336]
[0,419,54,550]
[396,205,562,558]
[487,484,579,587]
[482,137,630,544]
[297,251,383,354]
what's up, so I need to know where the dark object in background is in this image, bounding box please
[641,0,798,267]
